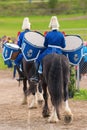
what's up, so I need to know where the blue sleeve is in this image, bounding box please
[61,36,66,48]
[44,36,48,47]
[17,32,24,47]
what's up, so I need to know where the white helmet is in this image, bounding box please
[22,17,31,30]
[49,16,60,30]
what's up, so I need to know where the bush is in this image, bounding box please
[69,65,76,98]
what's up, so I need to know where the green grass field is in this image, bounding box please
[0,14,87,40]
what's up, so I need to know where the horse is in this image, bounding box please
[26,53,73,123]
[2,41,43,108]
[15,58,43,108]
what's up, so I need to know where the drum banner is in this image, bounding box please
[62,35,84,65]
[22,31,45,61]
[2,43,20,61]
[22,38,43,61]
[63,47,83,65]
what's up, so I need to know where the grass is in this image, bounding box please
[0,14,87,40]
[0,53,8,69]
[74,89,87,100]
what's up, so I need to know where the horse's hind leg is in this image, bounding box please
[42,82,50,117]
[37,81,44,105]
[64,82,73,123]
[28,93,38,109]
[28,83,38,109]
[48,106,59,123]
[22,79,27,105]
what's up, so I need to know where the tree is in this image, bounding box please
[48,0,58,13]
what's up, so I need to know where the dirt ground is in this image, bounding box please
[0,69,87,130]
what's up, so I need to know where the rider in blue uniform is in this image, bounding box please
[30,16,66,83]
[14,17,31,81]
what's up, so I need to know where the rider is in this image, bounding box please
[30,16,66,83]
[14,17,31,81]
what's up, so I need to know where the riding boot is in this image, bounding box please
[15,65,25,81]
[30,62,39,83]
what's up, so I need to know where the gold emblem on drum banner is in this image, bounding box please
[74,54,79,62]
[27,49,33,57]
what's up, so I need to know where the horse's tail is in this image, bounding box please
[48,55,63,119]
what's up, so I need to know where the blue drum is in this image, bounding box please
[22,31,45,61]
[2,43,20,61]
[62,35,83,65]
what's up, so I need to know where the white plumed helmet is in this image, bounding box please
[22,17,31,30]
[49,16,60,30]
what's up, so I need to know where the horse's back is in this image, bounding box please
[43,53,69,68]
[42,53,70,82]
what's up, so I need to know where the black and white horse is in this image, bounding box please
[16,58,43,108]
[26,53,73,123]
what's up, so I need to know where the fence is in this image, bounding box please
[76,54,87,89]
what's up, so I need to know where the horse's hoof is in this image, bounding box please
[28,103,38,109]
[48,117,59,123]
[21,101,27,105]
[38,100,43,105]
[21,97,27,105]
[29,106,37,109]
[64,113,73,124]
[42,109,50,117]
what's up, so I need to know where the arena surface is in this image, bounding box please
[0,69,87,130]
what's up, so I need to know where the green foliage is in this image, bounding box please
[74,89,87,100]
[69,65,76,98]
[48,0,58,8]
[0,0,87,16]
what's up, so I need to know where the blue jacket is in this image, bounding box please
[83,46,87,62]
[44,30,66,49]
[36,30,66,63]
[14,29,30,65]
[18,29,30,47]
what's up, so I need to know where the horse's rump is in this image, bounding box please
[42,53,70,83]
[42,53,70,106]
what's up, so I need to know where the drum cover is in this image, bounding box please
[22,31,45,61]
[2,43,20,61]
[62,35,83,65]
